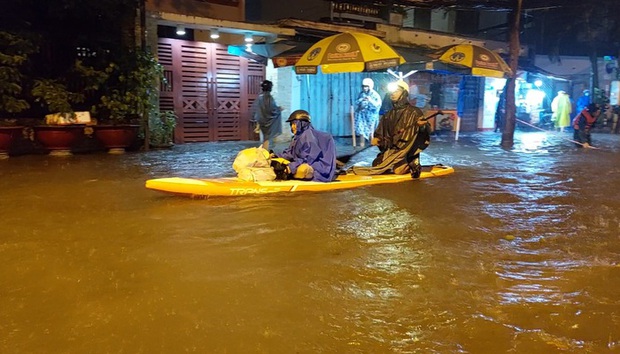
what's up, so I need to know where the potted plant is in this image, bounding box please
[149,110,177,148]
[0,119,25,158]
[29,60,109,155]
[92,49,164,154]
[30,78,88,156]
[0,31,35,158]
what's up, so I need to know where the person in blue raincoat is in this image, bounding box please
[354,78,382,147]
[576,89,591,114]
[275,110,337,182]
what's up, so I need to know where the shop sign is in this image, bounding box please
[332,2,382,20]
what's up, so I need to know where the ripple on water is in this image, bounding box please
[4,133,620,352]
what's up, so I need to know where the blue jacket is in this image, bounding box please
[280,121,337,182]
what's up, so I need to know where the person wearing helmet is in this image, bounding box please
[572,103,601,148]
[354,78,382,147]
[253,80,283,149]
[273,110,337,182]
[351,80,431,178]
[576,89,591,114]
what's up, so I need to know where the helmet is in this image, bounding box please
[362,78,374,89]
[286,109,311,123]
[261,80,273,91]
[388,80,408,93]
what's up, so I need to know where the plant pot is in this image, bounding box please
[34,125,85,156]
[93,124,139,154]
[0,126,24,159]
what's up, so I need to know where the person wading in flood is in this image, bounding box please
[551,90,572,133]
[573,103,601,148]
[354,78,382,148]
[253,80,282,150]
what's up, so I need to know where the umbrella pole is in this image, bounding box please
[350,74,356,147]
[350,105,356,147]
[455,114,461,141]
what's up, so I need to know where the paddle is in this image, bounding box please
[337,145,372,166]
[420,110,444,123]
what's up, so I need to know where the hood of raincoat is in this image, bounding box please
[391,90,410,109]
[292,120,312,135]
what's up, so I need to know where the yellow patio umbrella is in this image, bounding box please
[294,32,405,74]
[429,44,512,78]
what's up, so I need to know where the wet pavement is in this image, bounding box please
[1,130,620,353]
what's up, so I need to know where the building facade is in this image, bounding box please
[143,0,525,142]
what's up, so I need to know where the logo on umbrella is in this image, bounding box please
[449,52,465,63]
[479,54,490,62]
[371,43,381,53]
[307,48,322,61]
[336,43,351,53]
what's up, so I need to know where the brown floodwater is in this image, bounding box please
[1,131,620,353]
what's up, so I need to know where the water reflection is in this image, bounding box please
[2,132,620,352]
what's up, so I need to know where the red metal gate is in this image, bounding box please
[157,38,265,143]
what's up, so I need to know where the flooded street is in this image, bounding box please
[2,131,620,353]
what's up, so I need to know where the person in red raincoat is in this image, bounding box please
[572,103,601,148]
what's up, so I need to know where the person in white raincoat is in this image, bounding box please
[354,78,382,147]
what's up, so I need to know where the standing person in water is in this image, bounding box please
[576,89,591,114]
[551,90,572,132]
[354,78,382,147]
[253,80,282,150]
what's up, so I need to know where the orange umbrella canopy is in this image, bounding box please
[430,44,513,78]
[295,32,405,74]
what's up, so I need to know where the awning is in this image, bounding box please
[228,40,311,66]
[392,45,444,75]
[531,55,591,79]
[269,42,314,68]
[227,46,268,64]
[228,42,296,59]
[272,54,302,68]
[398,60,472,76]
[393,45,435,63]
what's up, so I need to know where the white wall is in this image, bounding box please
[482,77,506,130]
[265,63,300,142]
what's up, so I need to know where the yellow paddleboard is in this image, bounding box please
[145,164,454,197]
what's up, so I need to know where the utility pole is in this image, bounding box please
[501,0,522,149]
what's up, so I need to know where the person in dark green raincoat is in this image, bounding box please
[253,80,282,149]
[351,80,431,178]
